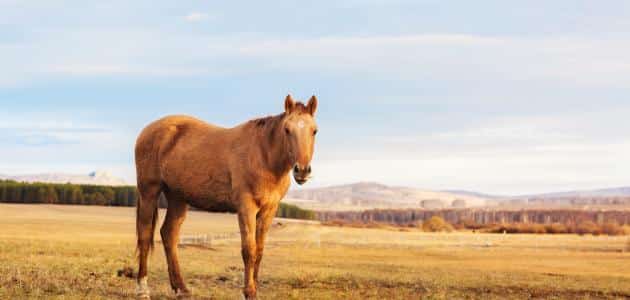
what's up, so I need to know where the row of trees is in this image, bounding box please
[480,221,630,236]
[323,215,630,236]
[318,208,630,228]
[0,180,136,206]
[277,202,317,220]
[0,180,316,220]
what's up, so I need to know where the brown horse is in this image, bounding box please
[134,95,318,299]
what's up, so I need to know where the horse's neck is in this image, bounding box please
[259,123,292,178]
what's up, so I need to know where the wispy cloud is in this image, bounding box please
[231,35,630,86]
[184,12,208,22]
[0,134,76,146]
[0,119,109,133]
[44,64,208,77]
[0,115,114,148]
[3,31,630,87]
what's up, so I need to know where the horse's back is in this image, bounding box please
[136,114,230,165]
[138,115,222,137]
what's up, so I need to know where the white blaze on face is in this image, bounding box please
[297,120,305,129]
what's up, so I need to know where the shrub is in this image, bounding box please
[322,220,393,230]
[455,218,485,230]
[364,222,390,229]
[483,224,510,234]
[408,220,424,228]
[600,221,625,236]
[575,221,600,236]
[520,224,547,234]
[322,219,348,227]
[422,216,454,232]
[277,203,317,220]
[452,222,465,230]
[545,223,568,234]
[484,223,547,234]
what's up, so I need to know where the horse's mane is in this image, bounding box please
[249,102,310,130]
[251,114,284,128]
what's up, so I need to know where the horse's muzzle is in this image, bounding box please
[293,164,312,185]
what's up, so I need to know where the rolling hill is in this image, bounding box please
[286,183,630,211]
[518,187,630,199]
[286,182,490,211]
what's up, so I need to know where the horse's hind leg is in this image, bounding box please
[136,182,161,299]
[161,192,190,298]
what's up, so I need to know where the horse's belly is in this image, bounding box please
[161,150,236,212]
[187,180,236,213]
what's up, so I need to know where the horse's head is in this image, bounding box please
[282,94,318,185]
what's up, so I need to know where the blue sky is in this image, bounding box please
[1,1,630,194]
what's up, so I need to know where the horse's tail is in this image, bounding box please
[136,192,159,256]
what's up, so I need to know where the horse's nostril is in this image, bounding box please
[293,165,300,173]
[306,165,312,173]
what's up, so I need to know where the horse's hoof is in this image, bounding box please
[136,289,150,299]
[136,277,150,299]
[136,288,150,299]
[176,289,192,299]
[137,294,150,300]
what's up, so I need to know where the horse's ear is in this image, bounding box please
[284,94,295,113]
[307,95,318,116]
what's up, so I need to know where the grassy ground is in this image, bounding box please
[1,204,629,299]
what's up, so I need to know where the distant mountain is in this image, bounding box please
[442,190,505,200]
[520,187,630,199]
[486,186,630,208]
[286,182,489,211]
[0,171,129,186]
[446,187,630,201]
[285,183,630,211]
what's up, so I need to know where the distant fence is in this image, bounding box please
[179,234,210,246]
[179,232,240,246]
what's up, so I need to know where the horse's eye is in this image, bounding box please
[285,127,290,135]
[313,129,318,136]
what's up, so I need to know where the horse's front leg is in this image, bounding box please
[254,203,279,285]
[237,198,259,300]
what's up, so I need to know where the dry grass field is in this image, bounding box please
[1,204,629,299]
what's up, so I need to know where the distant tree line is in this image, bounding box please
[323,215,630,236]
[0,180,315,220]
[276,202,317,220]
[480,221,630,236]
[0,180,136,206]
[318,207,630,226]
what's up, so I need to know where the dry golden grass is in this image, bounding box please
[1,204,629,299]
